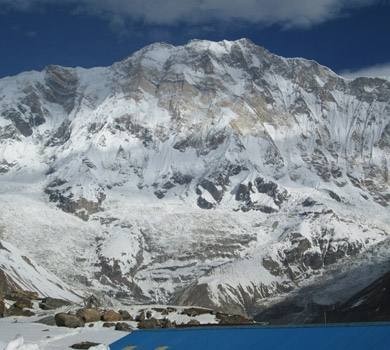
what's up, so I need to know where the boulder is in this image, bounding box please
[55,313,84,328]
[103,322,115,328]
[76,308,101,323]
[39,297,71,310]
[138,317,161,329]
[115,322,132,332]
[119,310,133,321]
[102,310,122,322]
[187,319,201,326]
[145,310,152,319]
[70,342,100,349]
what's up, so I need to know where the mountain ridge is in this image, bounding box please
[1,38,373,83]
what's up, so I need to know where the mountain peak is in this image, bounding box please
[127,38,262,65]
[184,37,262,56]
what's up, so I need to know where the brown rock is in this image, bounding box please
[76,308,101,323]
[55,313,84,328]
[102,310,122,322]
[115,322,132,332]
[138,317,161,329]
[119,310,133,321]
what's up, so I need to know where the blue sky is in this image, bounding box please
[0,0,389,78]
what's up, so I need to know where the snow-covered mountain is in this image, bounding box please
[0,38,389,315]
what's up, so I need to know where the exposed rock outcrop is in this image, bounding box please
[39,297,71,310]
[55,313,85,328]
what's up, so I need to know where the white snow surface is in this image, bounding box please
[0,321,116,350]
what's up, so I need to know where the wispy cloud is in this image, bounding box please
[341,63,390,80]
[0,0,381,28]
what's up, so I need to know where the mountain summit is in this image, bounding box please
[0,39,389,315]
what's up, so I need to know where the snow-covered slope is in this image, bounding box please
[0,240,80,301]
[0,39,389,315]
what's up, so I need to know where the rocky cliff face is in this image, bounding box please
[254,244,390,325]
[0,39,389,315]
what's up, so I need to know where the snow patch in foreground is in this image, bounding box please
[1,336,39,350]
[0,336,108,350]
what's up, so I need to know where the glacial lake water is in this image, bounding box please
[109,323,390,350]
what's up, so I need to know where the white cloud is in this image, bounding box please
[341,63,390,80]
[0,0,380,28]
